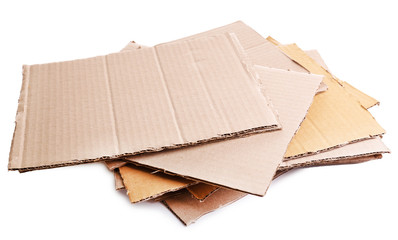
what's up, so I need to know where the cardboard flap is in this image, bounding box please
[187,183,219,201]
[127,65,323,195]
[9,33,281,171]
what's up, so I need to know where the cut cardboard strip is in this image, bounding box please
[119,165,195,203]
[126,65,323,196]
[163,154,383,225]
[10,33,281,171]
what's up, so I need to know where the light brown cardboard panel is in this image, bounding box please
[187,183,219,201]
[126,66,322,196]
[305,49,379,109]
[163,188,246,226]
[119,165,194,203]
[164,154,384,225]
[271,42,385,158]
[9,34,280,171]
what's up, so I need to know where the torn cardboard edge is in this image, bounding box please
[10,33,282,172]
[162,154,384,226]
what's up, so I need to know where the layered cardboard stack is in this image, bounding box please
[9,21,389,225]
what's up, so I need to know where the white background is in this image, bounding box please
[0,0,397,239]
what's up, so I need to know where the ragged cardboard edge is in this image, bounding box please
[267,40,385,159]
[269,37,379,110]
[163,154,384,225]
[304,49,379,109]
[10,33,282,171]
[119,164,197,203]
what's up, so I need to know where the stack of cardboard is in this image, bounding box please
[9,21,389,225]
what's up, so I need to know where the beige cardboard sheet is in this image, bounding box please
[163,154,383,225]
[9,33,281,171]
[127,65,322,196]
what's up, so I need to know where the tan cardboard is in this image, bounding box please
[119,165,195,203]
[114,169,125,191]
[304,49,379,108]
[109,46,386,199]
[163,188,247,225]
[127,65,322,196]
[280,137,389,169]
[269,40,385,158]
[121,23,384,193]
[187,183,219,201]
[9,33,281,171]
[163,154,383,225]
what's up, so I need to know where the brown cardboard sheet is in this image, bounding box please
[163,154,383,225]
[304,49,379,108]
[119,165,195,203]
[109,46,386,201]
[9,33,281,171]
[127,65,322,196]
[121,23,384,193]
[269,41,385,158]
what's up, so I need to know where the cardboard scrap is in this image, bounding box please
[163,154,383,225]
[270,41,385,158]
[9,33,281,171]
[119,165,194,203]
[187,183,219,201]
[127,65,323,196]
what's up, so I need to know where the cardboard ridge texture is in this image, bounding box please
[9,33,281,171]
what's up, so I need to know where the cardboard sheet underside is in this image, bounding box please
[127,65,322,196]
[164,154,384,226]
[10,33,282,171]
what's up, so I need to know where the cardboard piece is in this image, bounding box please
[109,46,386,201]
[9,33,281,171]
[163,154,383,225]
[304,49,379,108]
[114,169,125,191]
[280,137,389,169]
[269,40,385,158]
[187,183,219,201]
[127,65,323,196]
[119,165,195,203]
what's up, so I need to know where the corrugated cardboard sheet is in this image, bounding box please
[109,47,388,201]
[9,33,281,171]
[127,65,322,196]
[120,22,383,195]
